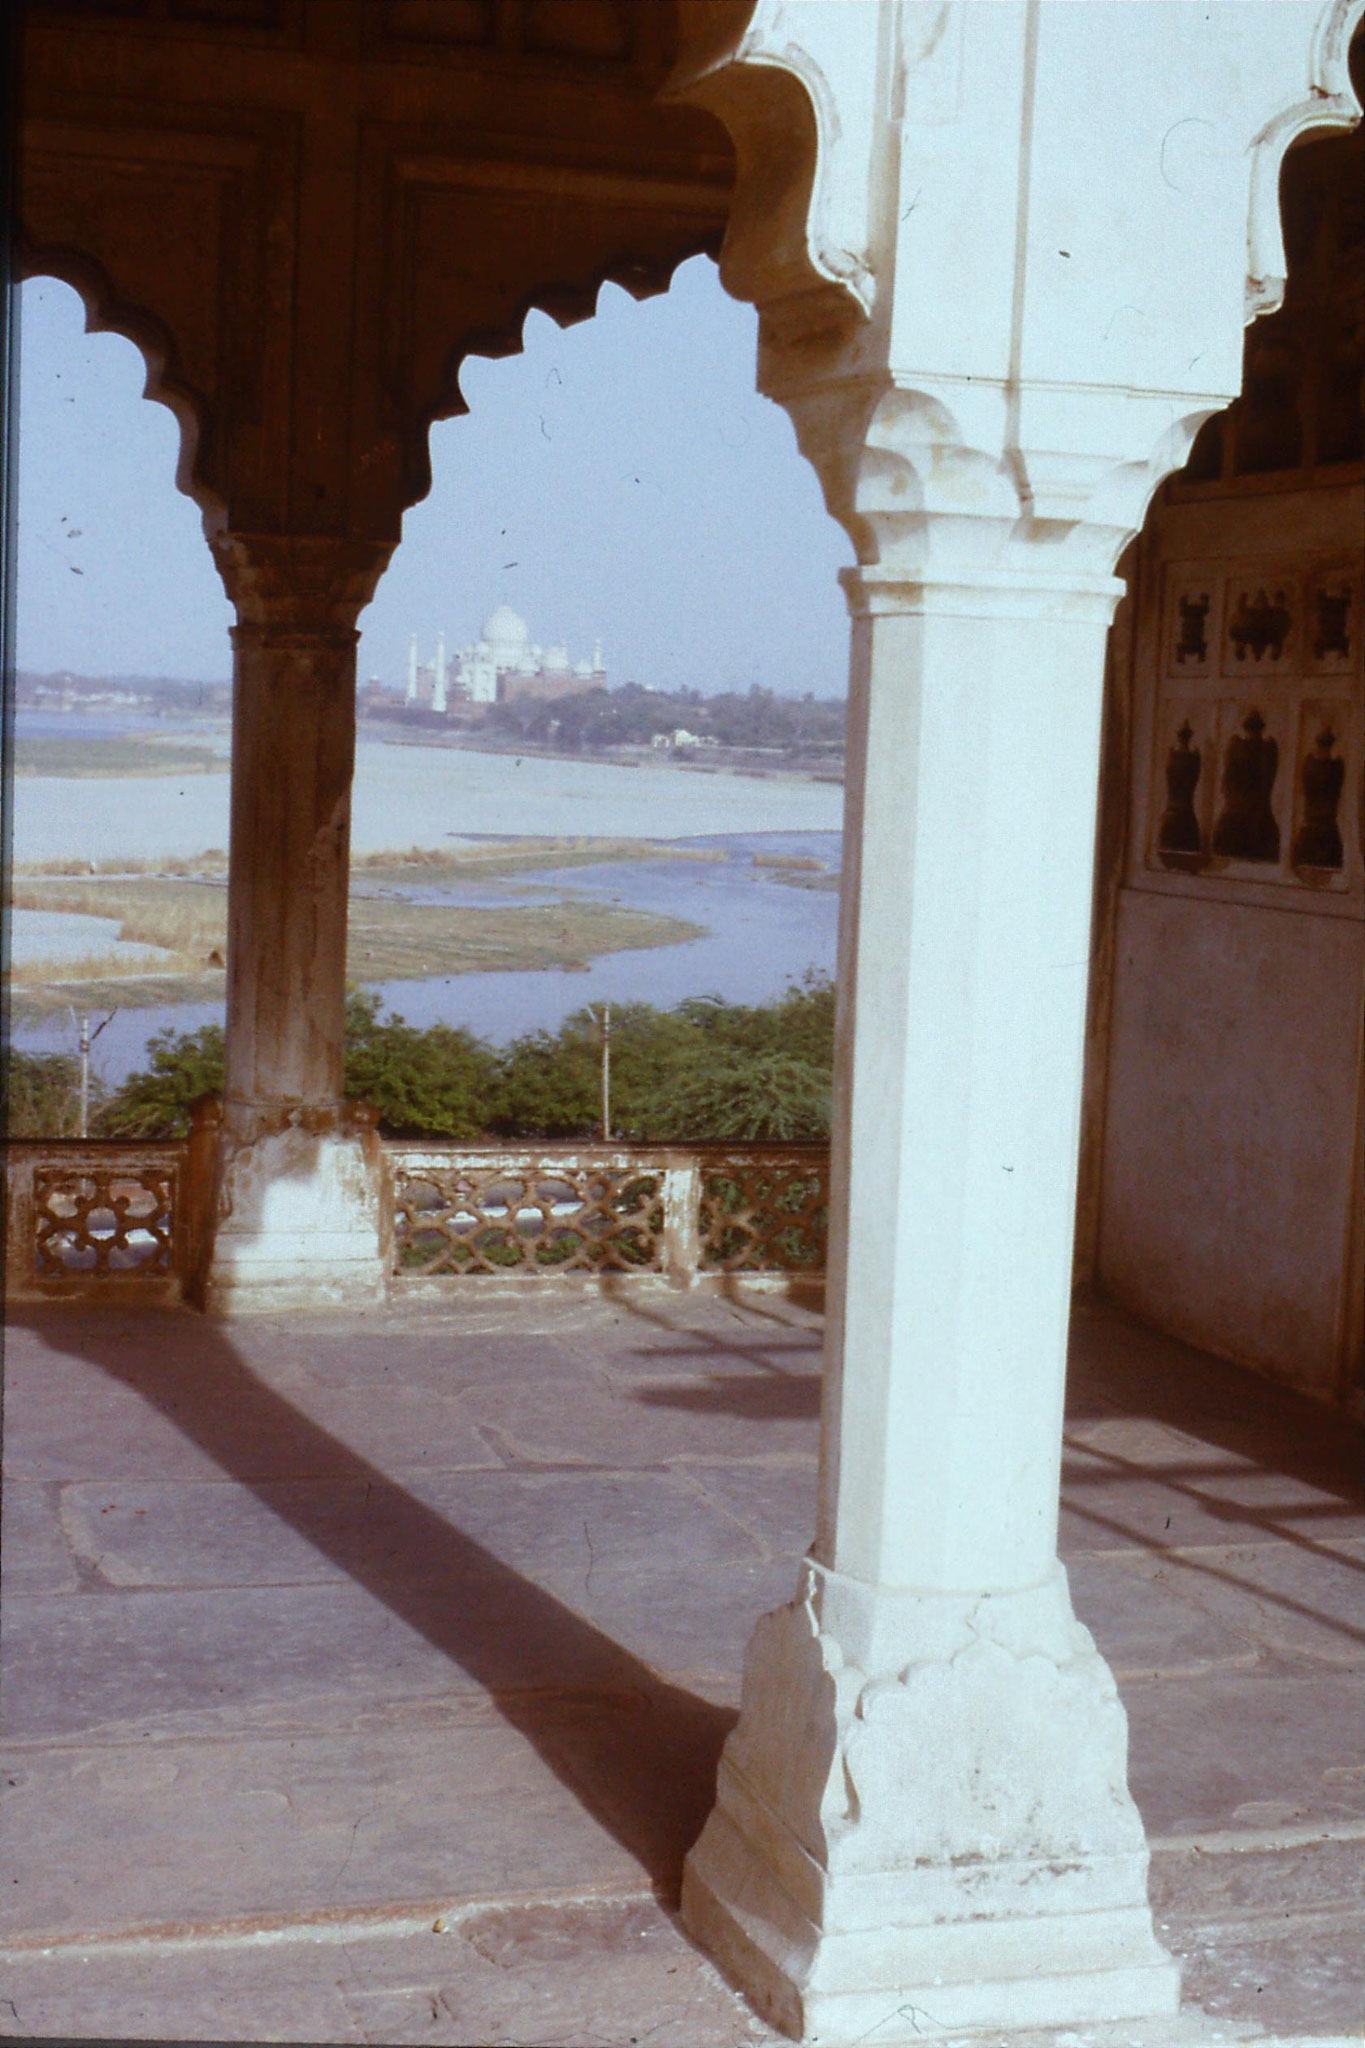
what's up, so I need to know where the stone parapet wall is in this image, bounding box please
[2,1137,830,1303]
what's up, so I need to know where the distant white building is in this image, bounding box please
[408,608,606,709]
[652,727,716,751]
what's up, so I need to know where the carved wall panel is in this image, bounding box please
[368,0,668,74]
[1147,555,1362,894]
[374,0,494,48]
[1291,701,1350,876]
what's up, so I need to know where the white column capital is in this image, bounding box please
[773,367,1213,592]
[840,560,1126,628]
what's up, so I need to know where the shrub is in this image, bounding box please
[1,1050,95,1137]
[93,978,836,1144]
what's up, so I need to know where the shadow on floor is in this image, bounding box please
[6,1304,735,1905]
[602,1283,824,1421]
[610,1289,1364,1649]
[1067,1300,1364,1501]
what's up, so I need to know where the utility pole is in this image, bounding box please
[586,1002,612,1141]
[601,1000,612,1142]
[70,1008,115,1139]
[77,1012,89,1139]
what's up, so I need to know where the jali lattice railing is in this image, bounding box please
[4,1141,189,1299]
[3,1138,829,1298]
[698,1151,828,1273]
[386,1143,829,1286]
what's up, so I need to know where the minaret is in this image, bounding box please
[406,633,418,703]
[592,637,603,674]
[433,630,448,714]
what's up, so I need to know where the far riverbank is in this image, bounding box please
[11,727,844,865]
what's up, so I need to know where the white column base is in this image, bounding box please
[683,1561,1180,2044]
[202,1114,386,1314]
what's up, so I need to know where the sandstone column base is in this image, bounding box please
[682,1562,1180,2044]
[201,1105,386,1314]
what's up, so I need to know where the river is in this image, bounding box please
[8,720,846,1086]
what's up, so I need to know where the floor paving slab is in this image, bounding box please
[1058,1455,1364,1558]
[1124,1672,1365,1840]
[459,1369,822,1469]
[1,1711,664,1939]
[672,1460,820,1564]
[1063,1555,1262,1681]
[1,1293,1360,2044]
[1102,1541,1365,1672]
[0,1480,81,1597]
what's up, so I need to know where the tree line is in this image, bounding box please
[484,682,845,758]
[3,980,835,1145]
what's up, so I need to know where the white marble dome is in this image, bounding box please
[481,606,530,660]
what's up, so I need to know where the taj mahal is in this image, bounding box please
[405,605,606,710]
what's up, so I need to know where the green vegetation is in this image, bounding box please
[482,682,845,762]
[92,995,501,1141]
[1,1050,101,1137]
[493,981,833,1141]
[86,980,835,1143]
[343,994,499,1140]
[93,1021,227,1139]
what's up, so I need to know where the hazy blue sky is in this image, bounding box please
[17,257,853,697]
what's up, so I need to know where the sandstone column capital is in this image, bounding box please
[209,532,394,642]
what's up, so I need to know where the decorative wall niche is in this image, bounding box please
[1211,707,1282,863]
[1224,581,1296,673]
[1163,565,1222,680]
[1306,563,1360,675]
[1154,706,1216,871]
[1291,703,1350,877]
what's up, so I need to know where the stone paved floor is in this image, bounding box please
[0,1288,1361,2045]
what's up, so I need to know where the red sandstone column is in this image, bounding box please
[199,533,392,1312]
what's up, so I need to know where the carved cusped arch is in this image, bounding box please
[17,0,737,544]
[15,240,225,529]
[667,0,874,354]
[669,0,1365,586]
[1246,0,1365,317]
[401,236,728,526]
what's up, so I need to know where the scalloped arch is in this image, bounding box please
[666,2,873,339]
[721,23,874,314]
[401,240,724,523]
[15,240,225,530]
[1245,0,1364,318]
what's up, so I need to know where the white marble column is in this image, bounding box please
[671,1,1349,2031]
[682,544,1181,2041]
[199,532,392,1313]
